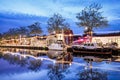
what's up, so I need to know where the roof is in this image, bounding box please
[93,32,120,37]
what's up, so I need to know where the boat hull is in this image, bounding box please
[48,43,64,51]
[48,46,64,51]
[72,47,112,54]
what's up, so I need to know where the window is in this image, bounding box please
[84,44,87,46]
[91,44,94,46]
[88,44,90,46]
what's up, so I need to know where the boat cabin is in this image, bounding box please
[83,43,101,49]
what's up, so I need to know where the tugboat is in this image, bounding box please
[72,42,112,55]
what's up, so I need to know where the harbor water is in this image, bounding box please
[0,48,120,80]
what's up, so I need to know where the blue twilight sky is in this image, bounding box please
[0,0,120,35]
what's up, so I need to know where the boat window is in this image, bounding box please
[84,44,87,46]
[88,44,90,46]
[91,44,94,46]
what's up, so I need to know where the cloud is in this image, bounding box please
[0,12,48,33]
[0,0,120,34]
[0,0,120,21]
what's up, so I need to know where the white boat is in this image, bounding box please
[72,43,101,49]
[48,40,65,50]
[82,43,102,49]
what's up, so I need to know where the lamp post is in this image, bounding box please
[90,31,93,43]
[69,34,72,45]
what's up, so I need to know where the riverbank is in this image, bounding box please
[0,45,120,55]
[0,45,48,50]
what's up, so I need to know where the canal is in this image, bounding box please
[0,48,120,80]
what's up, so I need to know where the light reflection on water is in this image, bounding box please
[0,48,120,80]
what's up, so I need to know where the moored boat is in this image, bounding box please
[48,40,65,50]
[72,43,112,54]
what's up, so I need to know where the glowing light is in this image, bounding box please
[69,63,72,66]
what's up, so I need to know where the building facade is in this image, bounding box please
[92,36,120,47]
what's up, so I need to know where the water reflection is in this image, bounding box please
[47,50,73,62]
[1,52,42,71]
[28,59,42,71]
[47,64,65,80]
[47,50,73,80]
[47,50,63,59]
[0,48,120,80]
[73,54,108,80]
[77,69,108,80]
[73,53,120,63]
[47,57,72,80]
[0,48,73,71]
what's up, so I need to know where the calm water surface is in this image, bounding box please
[0,48,120,80]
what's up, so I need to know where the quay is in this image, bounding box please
[0,45,48,50]
[0,45,120,56]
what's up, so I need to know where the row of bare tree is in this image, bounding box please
[0,3,108,40]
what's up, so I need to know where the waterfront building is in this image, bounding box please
[73,32,120,48]
[0,31,120,48]
[92,32,120,47]
[46,29,73,45]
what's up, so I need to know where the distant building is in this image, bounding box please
[72,32,120,47]
[46,29,73,45]
[92,32,120,47]
[1,30,120,48]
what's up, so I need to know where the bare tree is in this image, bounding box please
[76,3,108,36]
[17,26,28,36]
[47,13,70,34]
[28,22,43,36]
